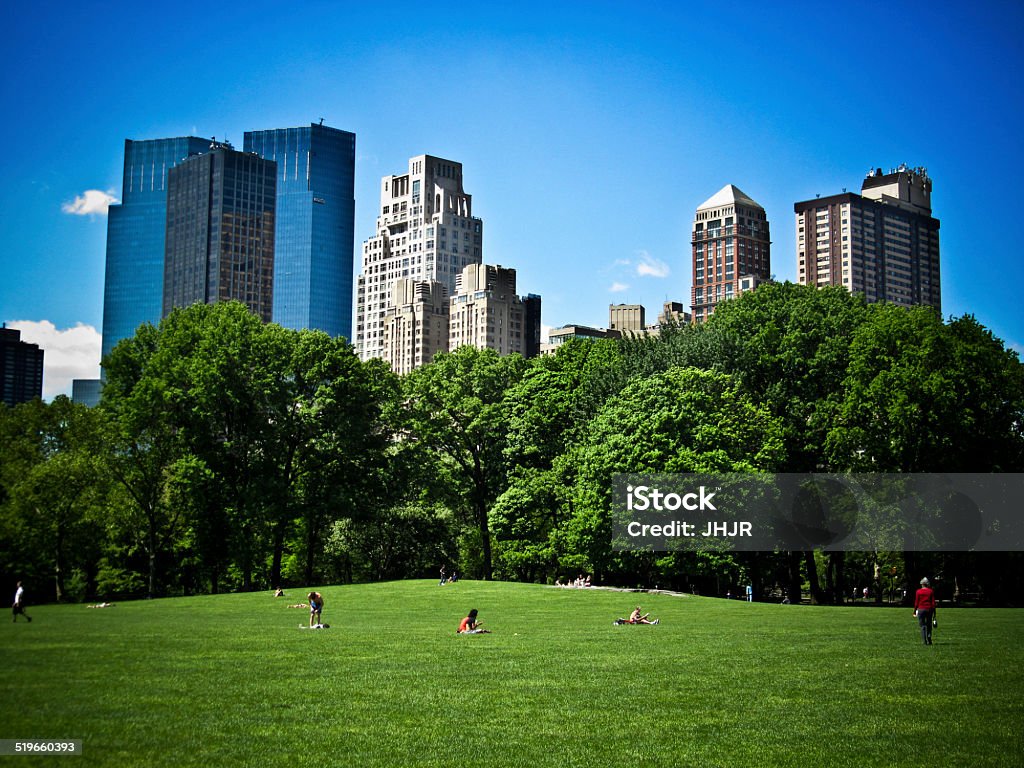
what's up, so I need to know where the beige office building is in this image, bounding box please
[691,185,771,322]
[449,264,528,356]
[356,155,483,365]
[794,165,940,310]
[380,279,449,376]
[608,304,646,336]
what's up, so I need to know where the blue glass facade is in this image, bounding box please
[163,147,277,322]
[102,136,211,361]
[243,124,355,340]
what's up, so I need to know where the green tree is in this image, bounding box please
[566,366,785,581]
[0,397,109,601]
[828,307,1024,472]
[706,283,871,602]
[103,302,395,592]
[399,346,528,580]
[101,322,190,597]
[707,282,869,470]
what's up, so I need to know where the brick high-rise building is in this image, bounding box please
[794,165,940,310]
[691,185,771,322]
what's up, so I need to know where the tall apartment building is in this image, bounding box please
[0,325,44,406]
[449,264,529,356]
[794,165,940,310]
[163,143,277,321]
[355,155,483,364]
[102,136,212,360]
[381,279,449,376]
[691,185,771,322]
[244,123,356,339]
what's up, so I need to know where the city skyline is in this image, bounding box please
[2,3,1022,397]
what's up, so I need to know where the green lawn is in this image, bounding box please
[2,581,1022,767]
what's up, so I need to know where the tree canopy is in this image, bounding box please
[2,287,1022,603]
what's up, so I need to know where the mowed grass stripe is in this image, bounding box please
[1,581,1021,768]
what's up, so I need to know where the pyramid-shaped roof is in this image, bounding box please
[696,184,763,211]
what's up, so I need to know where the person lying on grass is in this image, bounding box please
[458,608,491,634]
[614,607,660,625]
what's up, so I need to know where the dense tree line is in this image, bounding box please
[2,287,1023,604]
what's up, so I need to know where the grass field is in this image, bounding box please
[2,580,1022,767]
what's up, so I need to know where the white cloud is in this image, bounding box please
[635,250,671,279]
[6,320,102,401]
[609,282,630,293]
[62,189,118,216]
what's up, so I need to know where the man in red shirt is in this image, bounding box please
[914,577,936,645]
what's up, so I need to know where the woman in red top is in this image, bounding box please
[914,577,936,645]
[458,609,490,634]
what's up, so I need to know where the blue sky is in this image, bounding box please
[2,2,1022,397]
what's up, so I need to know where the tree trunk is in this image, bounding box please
[54,524,66,602]
[471,454,493,580]
[148,510,158,599]
[304,516,319,586]
[805,550,825,605]
[833,551,846,605]
[270,515,288,588]
[786,550,802,603]
[902,551,918,606]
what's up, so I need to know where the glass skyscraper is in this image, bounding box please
[243,123,356,340]
[163,145,277,321]
[102,136,211,361]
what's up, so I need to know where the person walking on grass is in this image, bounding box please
[12,581,31,623]
[914,577,936,645]
[308,591,324,628]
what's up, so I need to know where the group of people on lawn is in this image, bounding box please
[10,574,934,642]
[554,575,591,588]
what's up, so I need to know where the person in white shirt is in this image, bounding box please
[12,581,31,623]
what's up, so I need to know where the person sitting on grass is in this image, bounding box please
[308,591,324,627]
[458,608,491,634]
[626,606,659,625]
